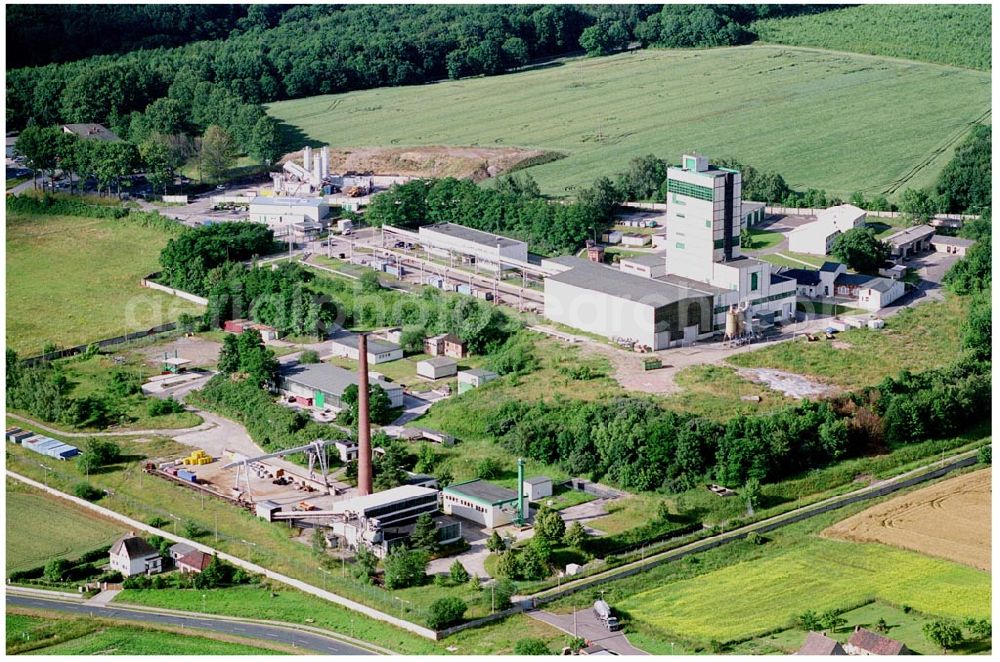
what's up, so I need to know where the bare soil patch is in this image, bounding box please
[823,468,991,571]
[135,336,222,368]
[281,145,560,182]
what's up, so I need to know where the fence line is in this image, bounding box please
[21,322,180,366]
[140,272,209,305]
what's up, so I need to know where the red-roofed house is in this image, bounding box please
[176,549,213,574]
[795,632,847,655]
[845,626,909,655]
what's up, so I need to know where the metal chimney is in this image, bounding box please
[357,333,373,496]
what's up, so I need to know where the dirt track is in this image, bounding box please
[822,468,991,571]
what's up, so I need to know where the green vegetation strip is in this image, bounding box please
[267,45,989,198]
[6,611,287,655]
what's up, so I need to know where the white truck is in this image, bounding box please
[593,599,620,631]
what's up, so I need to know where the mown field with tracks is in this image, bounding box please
[268,45,990,199]
[823,468,991,571]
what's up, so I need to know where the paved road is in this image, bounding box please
[7,594,374,655]
[528,608,648,655]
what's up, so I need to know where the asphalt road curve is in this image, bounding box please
[7,595,373,655]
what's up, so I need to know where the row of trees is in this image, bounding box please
[479,351,989,494]
[365,175,616,255]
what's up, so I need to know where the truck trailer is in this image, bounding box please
[593,600,620,631]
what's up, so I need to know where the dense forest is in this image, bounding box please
[6,5,263,68]
[7,5,838,132]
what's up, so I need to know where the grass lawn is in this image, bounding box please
[5,479,127,574]
[752,4,991,71]
[6,612,286,655]
[267,45,989,200]
[728,294,969,389]
[743,228,784,251]
[741,601,992,656]
[6,212,204,355]
[621,537,990,644]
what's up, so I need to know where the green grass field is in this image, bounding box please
[6,212,204,355]
[6,612,285,655]
[728,294,969,389]
[5,480,127,574]
[118,586,568,655]
[753,4,991,71]
[620,537,990,644]
[267,44,990,200]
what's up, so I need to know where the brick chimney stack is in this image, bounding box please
[356,333,373,496]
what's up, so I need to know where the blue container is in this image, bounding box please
[177,469,197,483]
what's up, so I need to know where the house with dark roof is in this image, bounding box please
[845,626,909,655]
[109,533,162,577]
[795,632,847,655]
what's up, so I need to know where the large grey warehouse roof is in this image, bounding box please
[548,259,715,306]
[420,223,525,249]
[280,362,396,396]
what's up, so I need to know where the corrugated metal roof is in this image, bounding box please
[419,223,525,249]
[444,479,519,506]
[547,259,714,306]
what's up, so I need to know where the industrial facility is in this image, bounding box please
[279,362,404,409]
[543,154,797,349]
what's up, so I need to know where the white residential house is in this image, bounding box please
[109,534,162,577]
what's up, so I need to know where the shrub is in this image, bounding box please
[475,457,502,480]
[382,548,428,590]
[73,482,104,501]
[978,444,991,465]
[148,516,170,528]
[745,531,765,545]
[426,596,467,629]
[148,397,185,416]
[43,558,72,582]
[449,560,470,584]
[514,639,552,655]
[299,349,320,364]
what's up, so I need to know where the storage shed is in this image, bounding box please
[331,334,403,364]
[416,357,458,380]
[523,476,554,502]
[457,368,498,394]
